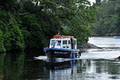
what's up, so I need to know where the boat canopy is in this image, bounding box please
[54,34,74,38]
[49,35,77,49]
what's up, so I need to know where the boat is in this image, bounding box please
[44,34,81,59]
[114,36,120,39]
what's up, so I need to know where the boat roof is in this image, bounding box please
[54,34,74,38]
[50,38,76,40]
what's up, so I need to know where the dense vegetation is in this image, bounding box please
[0,0,96,52]
[92,0,120,36]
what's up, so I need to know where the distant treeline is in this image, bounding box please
[92,0,120,36]
[0,0,96,53]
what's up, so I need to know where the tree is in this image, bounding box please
[0,0,97,52]
[93,0,120,36]
[0,8,24,52]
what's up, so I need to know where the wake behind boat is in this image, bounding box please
[44,34,81,59]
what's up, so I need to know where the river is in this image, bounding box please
[1,37,120,80]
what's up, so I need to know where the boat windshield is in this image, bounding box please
[50,40,61,48]
[50,40,56,48]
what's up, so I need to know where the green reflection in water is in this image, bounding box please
[3,53,25,80]
[0,54,5,80]
[23,59,46,79]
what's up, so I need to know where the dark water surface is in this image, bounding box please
[1,37,120,80]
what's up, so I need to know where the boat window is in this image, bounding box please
[51,40,56,47]
[57,41,61,46]
[73,40,77,49]
[63,40,67,44]
[51,40,55,44]
[68,40,71,44]
[74,40,77,45]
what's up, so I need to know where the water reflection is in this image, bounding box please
[0,51,120,80]
[44,59,77,80]
[23,57,46,79]
[0,54,5,80]
[43,59,120,80]
[77,59,120,80]
[0,53,25,80]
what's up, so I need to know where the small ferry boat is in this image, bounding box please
[44,34,81,59]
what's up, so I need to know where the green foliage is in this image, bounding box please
[0,30,6,52]
[0,0,96,52]
[0,8,24,52]
[93,0,120,36]
[21,14,45,49]
[63,2,96,44]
